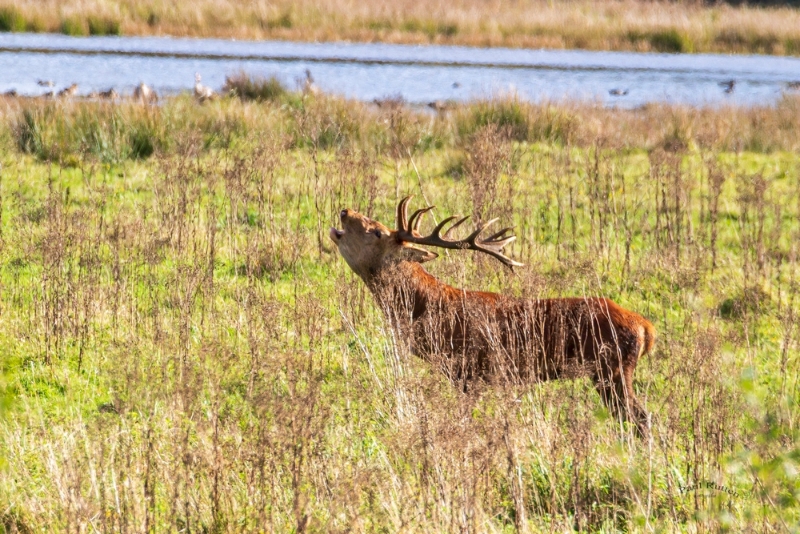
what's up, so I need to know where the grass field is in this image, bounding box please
[0,87,799,532]
[3,0,800,56]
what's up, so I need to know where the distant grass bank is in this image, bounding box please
[2,86,800,167]
[2,0,800,56]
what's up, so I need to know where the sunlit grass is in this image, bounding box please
[0,90,798,531]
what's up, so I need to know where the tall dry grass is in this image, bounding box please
[3,90,800,167]
[2,0,800,54]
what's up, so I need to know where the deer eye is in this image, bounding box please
[372,230,382,239]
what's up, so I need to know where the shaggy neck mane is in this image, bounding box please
[366,260,500,321]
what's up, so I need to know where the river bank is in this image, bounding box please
[2,0,800,56]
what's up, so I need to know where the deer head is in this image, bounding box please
[330,196,522,281]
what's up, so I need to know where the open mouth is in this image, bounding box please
[329,227,344,241]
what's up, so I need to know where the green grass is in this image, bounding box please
[0,93,798,532]
[222,71,288,102]
[87,15,120,36]
[627,29,695,53]
[59,16,86,36]
[0,6,25,32]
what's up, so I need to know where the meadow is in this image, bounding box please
[3,0,800,56]
[0,85,799,532]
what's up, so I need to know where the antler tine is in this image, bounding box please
[485,227,516,242]
[396,195,413,231]
[479,248,524,267]
[482,236,517,252]
[483,234,517,251]
[464,218,499,245]
[408,206,434,234]
[429,216,459,238]
[442,216,470,239]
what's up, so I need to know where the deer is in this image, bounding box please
[330,196,656,437]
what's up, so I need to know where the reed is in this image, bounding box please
[3,89,800,167]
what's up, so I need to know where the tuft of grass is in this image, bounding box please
[635,29,694,53]
[60,16,87,36]
[528,106,577,145]
[128,126,155,159]
[12,102,169,163]
[0,6,25,32]
[87,16,120,36]
[263,10,293,30]
[456,99,530,143]
[14,109,43,156]
[24,16,45,32]
[719,286,772,319]
[289,95,372,150]
[223,71,287,102]
[401,18,458,39]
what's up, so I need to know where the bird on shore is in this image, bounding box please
[99,88,119,99]
[609,88,629,96]
[719,80,735,94]
[193,73,216,102]
[57,83,78,98]
[302,69,319,96]
[373,95,405,110]
[89,88,119,100]
[133,82,158,103]
[452,82,461,89]
[427,100,454,113]
[37,80,54,87]
[787,81,800,91]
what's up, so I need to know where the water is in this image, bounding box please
[2,32,799,107]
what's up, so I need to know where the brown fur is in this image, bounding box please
[331,205,655,437]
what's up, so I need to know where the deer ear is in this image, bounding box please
[402,244,438,263]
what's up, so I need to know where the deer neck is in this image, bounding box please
[365,261,452,320]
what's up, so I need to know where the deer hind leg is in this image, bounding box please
[594,365,650,439]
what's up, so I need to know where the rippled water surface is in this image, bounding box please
[2,33,799,107]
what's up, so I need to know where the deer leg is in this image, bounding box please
[594,367,649,439]
[623,367,650,439]
[594,373,626,421]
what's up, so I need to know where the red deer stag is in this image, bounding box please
[330,196,656,437]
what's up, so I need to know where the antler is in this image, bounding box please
[395,196,523,268]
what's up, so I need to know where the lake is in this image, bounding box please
[2,32,799,107]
